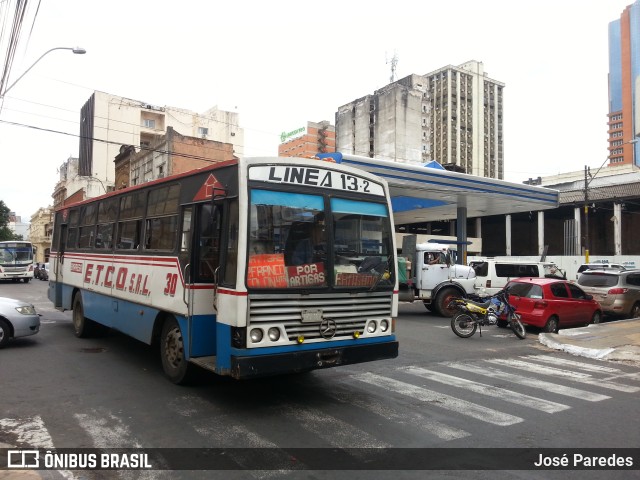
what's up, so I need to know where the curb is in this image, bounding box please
[538,318,640,365]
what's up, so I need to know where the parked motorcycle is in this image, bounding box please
[448,288,526,339]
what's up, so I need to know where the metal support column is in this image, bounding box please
[613,202,622,255]
[505,214,512,256]
[538,211,545,257]
[457,206,467,265]
[574,207,582,254]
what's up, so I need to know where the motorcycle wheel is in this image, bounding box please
[451,313,477,338]
[509,313,527,339]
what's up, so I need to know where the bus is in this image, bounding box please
[48,156,399,383]
[0,241,35,282]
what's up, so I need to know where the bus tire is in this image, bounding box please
[160,317,191,384]
[72,293,94,338]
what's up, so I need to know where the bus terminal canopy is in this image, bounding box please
[317,153,559,225]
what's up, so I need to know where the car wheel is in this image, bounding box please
[543,316,559,333]
[590,311,602,325]
[23,278,30,283]
[0,318,11,348]
[630,303,640,319]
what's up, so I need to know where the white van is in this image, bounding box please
[469,259,564,296]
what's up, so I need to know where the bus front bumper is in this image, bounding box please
[230,340,399,379]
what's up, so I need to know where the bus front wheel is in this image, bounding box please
[160,317,191,384]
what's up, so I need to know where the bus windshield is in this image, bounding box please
[247,190,394,289]
[0,242,33,265]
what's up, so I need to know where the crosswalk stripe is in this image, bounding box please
[403,366,569,413]
[282,404,391,448]
[486,359,640,393]
[442,362,611,401]
[353,372,523,426]
[326,384,470,441]
[520,355,623,373]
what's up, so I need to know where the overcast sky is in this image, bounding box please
[0,0,633,222]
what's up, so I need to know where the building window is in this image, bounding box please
[198,127,209,137]
[143,119,155,129]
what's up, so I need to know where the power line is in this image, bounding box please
[0,118,244,163]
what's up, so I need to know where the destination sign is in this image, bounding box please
[249,165,384,196]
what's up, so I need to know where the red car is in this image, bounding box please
[504,278,602,333]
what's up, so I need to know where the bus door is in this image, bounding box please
[53,224,67,309]
[182,203,223,357]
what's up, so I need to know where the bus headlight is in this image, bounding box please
[250,328,264,343]
[366,320,377,333]
[380,320,390,332]
[267,327,280,342]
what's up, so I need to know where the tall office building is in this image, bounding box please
[336,60,504,178]
[608,0,640,167]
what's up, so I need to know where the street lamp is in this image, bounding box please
[0,46,86,98]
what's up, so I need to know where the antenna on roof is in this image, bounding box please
[386,50,399,83]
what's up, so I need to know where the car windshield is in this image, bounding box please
[506,282,544,299]
[578,273,618,288]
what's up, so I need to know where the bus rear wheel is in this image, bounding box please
[72,294,94,338]
[160,317,191,384]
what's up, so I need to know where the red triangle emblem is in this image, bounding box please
[193,174,225,202]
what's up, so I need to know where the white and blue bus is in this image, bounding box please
[48,156,398,383]
[0,241,35,283]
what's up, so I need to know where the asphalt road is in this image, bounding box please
[1,279,639,480]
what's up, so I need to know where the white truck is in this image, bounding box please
[397,236,476,317]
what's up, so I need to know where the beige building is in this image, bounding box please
[336,60,504,178]
[29,207,53,263]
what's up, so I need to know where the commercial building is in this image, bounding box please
[278,120,335,158]
[114,126,237,189]
[608,0,640,166]
[336,60,504,178]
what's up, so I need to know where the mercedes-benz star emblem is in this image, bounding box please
[319,319,337,339]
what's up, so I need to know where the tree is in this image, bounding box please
[0,200,21,241]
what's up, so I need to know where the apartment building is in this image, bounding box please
[336,60,504,178]
[74,91,244,196]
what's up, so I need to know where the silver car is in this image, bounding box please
[577,270,640,319]
[0,297,41,347]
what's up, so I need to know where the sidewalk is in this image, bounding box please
[538,317,640,365]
